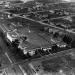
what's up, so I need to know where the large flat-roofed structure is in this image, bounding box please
[0,1,75,75]
[0,1,75,56]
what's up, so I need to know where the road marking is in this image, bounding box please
[19,65,27,75]
[5,52,13,64]
[4,69,8,75]
[0,25,6,33]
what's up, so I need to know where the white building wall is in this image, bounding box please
[20,0,34,3]
[63,0,75,2]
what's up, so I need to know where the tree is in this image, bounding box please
[71,40,75,48]
[53,32,59,38]
[12,39,19,48]
[62,35,72,44]
[51,44,59,53]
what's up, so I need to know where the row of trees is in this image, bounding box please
[62,34,75,48]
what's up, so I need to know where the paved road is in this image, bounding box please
[0,35,25,75]
[5,65,24,75]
